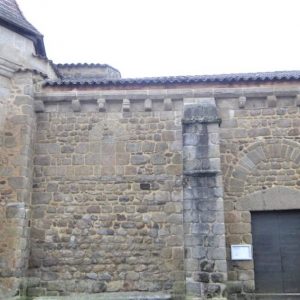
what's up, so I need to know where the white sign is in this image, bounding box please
[231,244,252,260]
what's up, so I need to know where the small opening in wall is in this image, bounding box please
[140,183,150,190]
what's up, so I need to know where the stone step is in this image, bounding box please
[33,292,172,300]
[252,294,300,300]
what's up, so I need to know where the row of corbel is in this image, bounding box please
[34,98,174,113]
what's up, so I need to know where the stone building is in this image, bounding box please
[0,1,299,299]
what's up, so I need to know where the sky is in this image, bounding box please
[18,0,300,78]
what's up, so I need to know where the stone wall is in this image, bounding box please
[0,19,56,297]
[217,93,300,299]
[28,99,185,297]
[27,85,300,299]
[1,65,300,300]
[182,100,227,299]
[0,71,37,298]
[0,3,299,298]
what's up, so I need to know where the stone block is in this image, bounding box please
[86,272,98,280]
[212,223,225,234]
[27,287,46,297]
[7,176,28,189]
[238,270,254,281]
[209,248,226,260]
[47,143,60,154]
[162,131,175,141]
[131,155,148,165]
[72,154,84,165]
[85,153,101,165]
[126,142,141,152]
[267,95,277,107]
[211,272,225,283]
[32,192,52,204]
[166,165,182,175]
[75,143,89,154]
[191,223,209,235]
[151,153,166,165]
[15,95,32,105]
[87,206,101,213]
[116,153,130,165]
[186,280,202,296]
[75,166,93,176]
[204,283,221,298]
[32,205,45,219]
[61,145,74,153]
[107,280,123,292]
[126,271,139,281]
[238,96,246,108]
[123,98,130,112]
[98,98,106,111]
[34,155,51,166]
[144,98,152,111]
[34,100,45,112]
[164,98,172,111]
[167,214,182,224]
[191,246,206,259]
[6,203,25,218]
[4,136,16,147]
[193,272,209,283]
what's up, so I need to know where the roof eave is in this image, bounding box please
[44,78,300,88]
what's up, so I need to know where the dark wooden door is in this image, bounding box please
[252,211,300,293]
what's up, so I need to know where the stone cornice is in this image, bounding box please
[36,85,300,101]
[0,56,21,78]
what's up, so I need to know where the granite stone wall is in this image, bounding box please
[1,71,300,300]
[28,101,185,297]
[0,20,58,298]
[218,94,300,299]
[0,72,37,298]
[182,100,227,299]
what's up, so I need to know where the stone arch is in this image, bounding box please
[227,139,300,194]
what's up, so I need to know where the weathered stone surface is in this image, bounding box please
[28,108,184,297]
[183,102,227,299]
[6,203,26,218]
[1,16,300,300]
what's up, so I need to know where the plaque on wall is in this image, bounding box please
[231,244,252,260]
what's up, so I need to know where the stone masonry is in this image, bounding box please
[182,100,227,299]
[1,1,300,299]
[218,93,300,299]
[28,104,185,298]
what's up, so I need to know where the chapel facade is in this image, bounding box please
[0,1,300,300]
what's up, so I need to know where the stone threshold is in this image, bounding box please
[31,292,172,300]
[246,293,300,300]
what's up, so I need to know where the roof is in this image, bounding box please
[44,70,300,87]
[0,0,46,57]
[56,63,120,72]
[55,63,121,79]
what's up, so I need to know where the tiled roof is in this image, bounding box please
[55,63,121,79]
[0,0,46,57]
[44,70,300,87]
[56,63,119,70]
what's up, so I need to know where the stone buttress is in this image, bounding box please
[182,98,227,299]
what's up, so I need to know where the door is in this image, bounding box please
[252,210,300,293]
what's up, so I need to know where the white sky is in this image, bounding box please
[18,0,300,78]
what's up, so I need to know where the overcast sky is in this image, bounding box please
[18,0,300,78]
